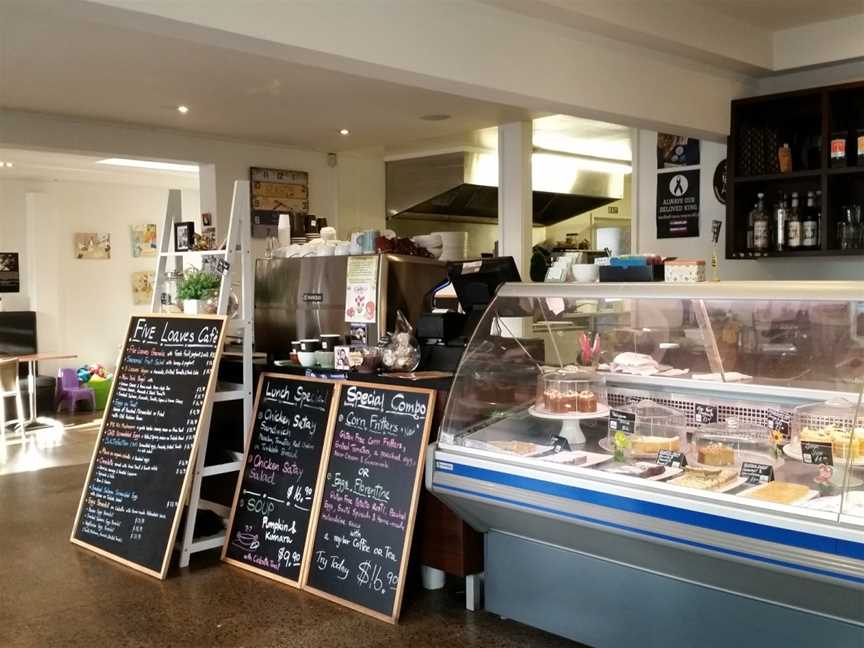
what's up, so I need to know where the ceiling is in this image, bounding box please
[691,0,864,30]
[0,3,532,153]
[0,148,199,188]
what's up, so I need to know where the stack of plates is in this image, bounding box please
[433,231,468,261]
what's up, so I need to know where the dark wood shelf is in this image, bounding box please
[728,249,833,259]
[826,166,864,176]
[734,170,822,184]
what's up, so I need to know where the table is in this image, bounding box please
[15,353,77,429]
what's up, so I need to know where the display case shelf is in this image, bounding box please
[733,170,821,184]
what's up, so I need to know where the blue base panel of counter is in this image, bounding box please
[486,531,864,648]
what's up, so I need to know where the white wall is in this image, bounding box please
[1,178,199,375]
[635,130,864,280]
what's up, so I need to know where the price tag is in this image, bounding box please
[694,404,717,424]
[766,409,792,440]
[801,441,833,466]
[216,258,231,275]
[608,409,636,435]
[740,461,774,485]
[657,450,688,468]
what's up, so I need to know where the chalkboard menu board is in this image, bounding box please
[222,374,337,586]
[303,381,435,623]
[70,314,226,579]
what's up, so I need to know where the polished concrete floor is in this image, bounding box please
[0,440,585,647]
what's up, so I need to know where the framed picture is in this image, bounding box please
[334,345,352,371]
[0,252,20,293]
[130,271,155,305]
[201,212,213,227]
[75,233,111,259]
[130,224,158,257]
[174,222,194,252]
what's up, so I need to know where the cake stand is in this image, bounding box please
[529,403,610,446]
[782,443,864,488]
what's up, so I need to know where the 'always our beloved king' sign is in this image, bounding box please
[303,381,435,623]
[222,374,337,586]
[70,314,226,579]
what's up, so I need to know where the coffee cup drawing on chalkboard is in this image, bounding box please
[233,530,260,551]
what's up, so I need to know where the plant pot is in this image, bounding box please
[182,299,204,315]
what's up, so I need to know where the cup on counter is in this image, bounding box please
[297,351,317,367]
[315,349,335,368]
[320,226,337,241]
[356,230,380,254]
[571,264,599,283]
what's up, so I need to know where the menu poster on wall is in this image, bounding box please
[70,314,226,579]
[657,169,700,239]
[303,382,435,623]
[657,133,700,169]
[249,166,309,238]
[222,374,337,587]
[344,255,380,324]
[0,252,20,293]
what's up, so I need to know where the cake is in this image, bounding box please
[741,481,811,505]
[543,389,579,413]
[800,425,864,461]
[601,462,665,478]
[577,390,597,413]
[698,442,736,466]
[630,435,681,456]
[671,466,737,490]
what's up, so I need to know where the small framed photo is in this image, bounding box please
[201,212,213,227]
[334,345,352,371]
[174,221,194,252]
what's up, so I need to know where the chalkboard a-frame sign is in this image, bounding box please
[301,380,435,624]
[70,314,227,579]
[222,374,338,587]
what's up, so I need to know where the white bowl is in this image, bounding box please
[571,264,599,283]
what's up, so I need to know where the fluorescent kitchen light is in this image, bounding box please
[177,105,190,114]
[96,158,199,173]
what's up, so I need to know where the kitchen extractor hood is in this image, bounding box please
[386,150,625,226]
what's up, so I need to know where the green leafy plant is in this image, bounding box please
[177,270,221,300]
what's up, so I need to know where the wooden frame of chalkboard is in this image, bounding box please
[70,313,227,579]
[301,380,436,624]
[221,373,339,587]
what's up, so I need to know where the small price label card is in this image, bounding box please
[216,258,231,275]
[694,404,718,425]
[766,409,792,440]
[740,461,774,485]
[801,441,833,466]
[657,450,688,468]
[608,409,636,436]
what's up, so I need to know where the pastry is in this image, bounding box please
[577,390,597,413]
[671,465,737,490]
[601,462,665,478]
[630,435,680,456]
[801,425,864,461]
[698,442,736,466]
[741,481,811,505]
[543,389,578,413]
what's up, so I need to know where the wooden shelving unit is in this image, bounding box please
[727,80,864,260]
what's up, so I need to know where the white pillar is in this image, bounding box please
[497,121,533,279]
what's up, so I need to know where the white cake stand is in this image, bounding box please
[529,403,610,446]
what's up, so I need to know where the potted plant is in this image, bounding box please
[177,270,221,314]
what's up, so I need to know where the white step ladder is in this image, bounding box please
[150,181,254,567]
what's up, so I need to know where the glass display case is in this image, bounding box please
[429,282,864,645]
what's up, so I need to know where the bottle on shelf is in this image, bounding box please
[802,191,819,250]
[786,192,801,249]
[752,192,770,254]
[746,202,756,252]
[831,131,848,168]
[778,143,793,174]
[773,192,788,252]
[858,112,864,166]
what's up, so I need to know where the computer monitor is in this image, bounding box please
[0,311,37,356]
[447,257,521,314]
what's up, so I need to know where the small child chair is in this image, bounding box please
[56,368,95,414]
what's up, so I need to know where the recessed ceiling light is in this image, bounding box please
[1,162,13,168]
[339,128,350,136]
[420,114,451,121]
[177,105,190,114]
[96,158,199,173]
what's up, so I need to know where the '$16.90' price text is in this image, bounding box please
[356,561,398,595]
